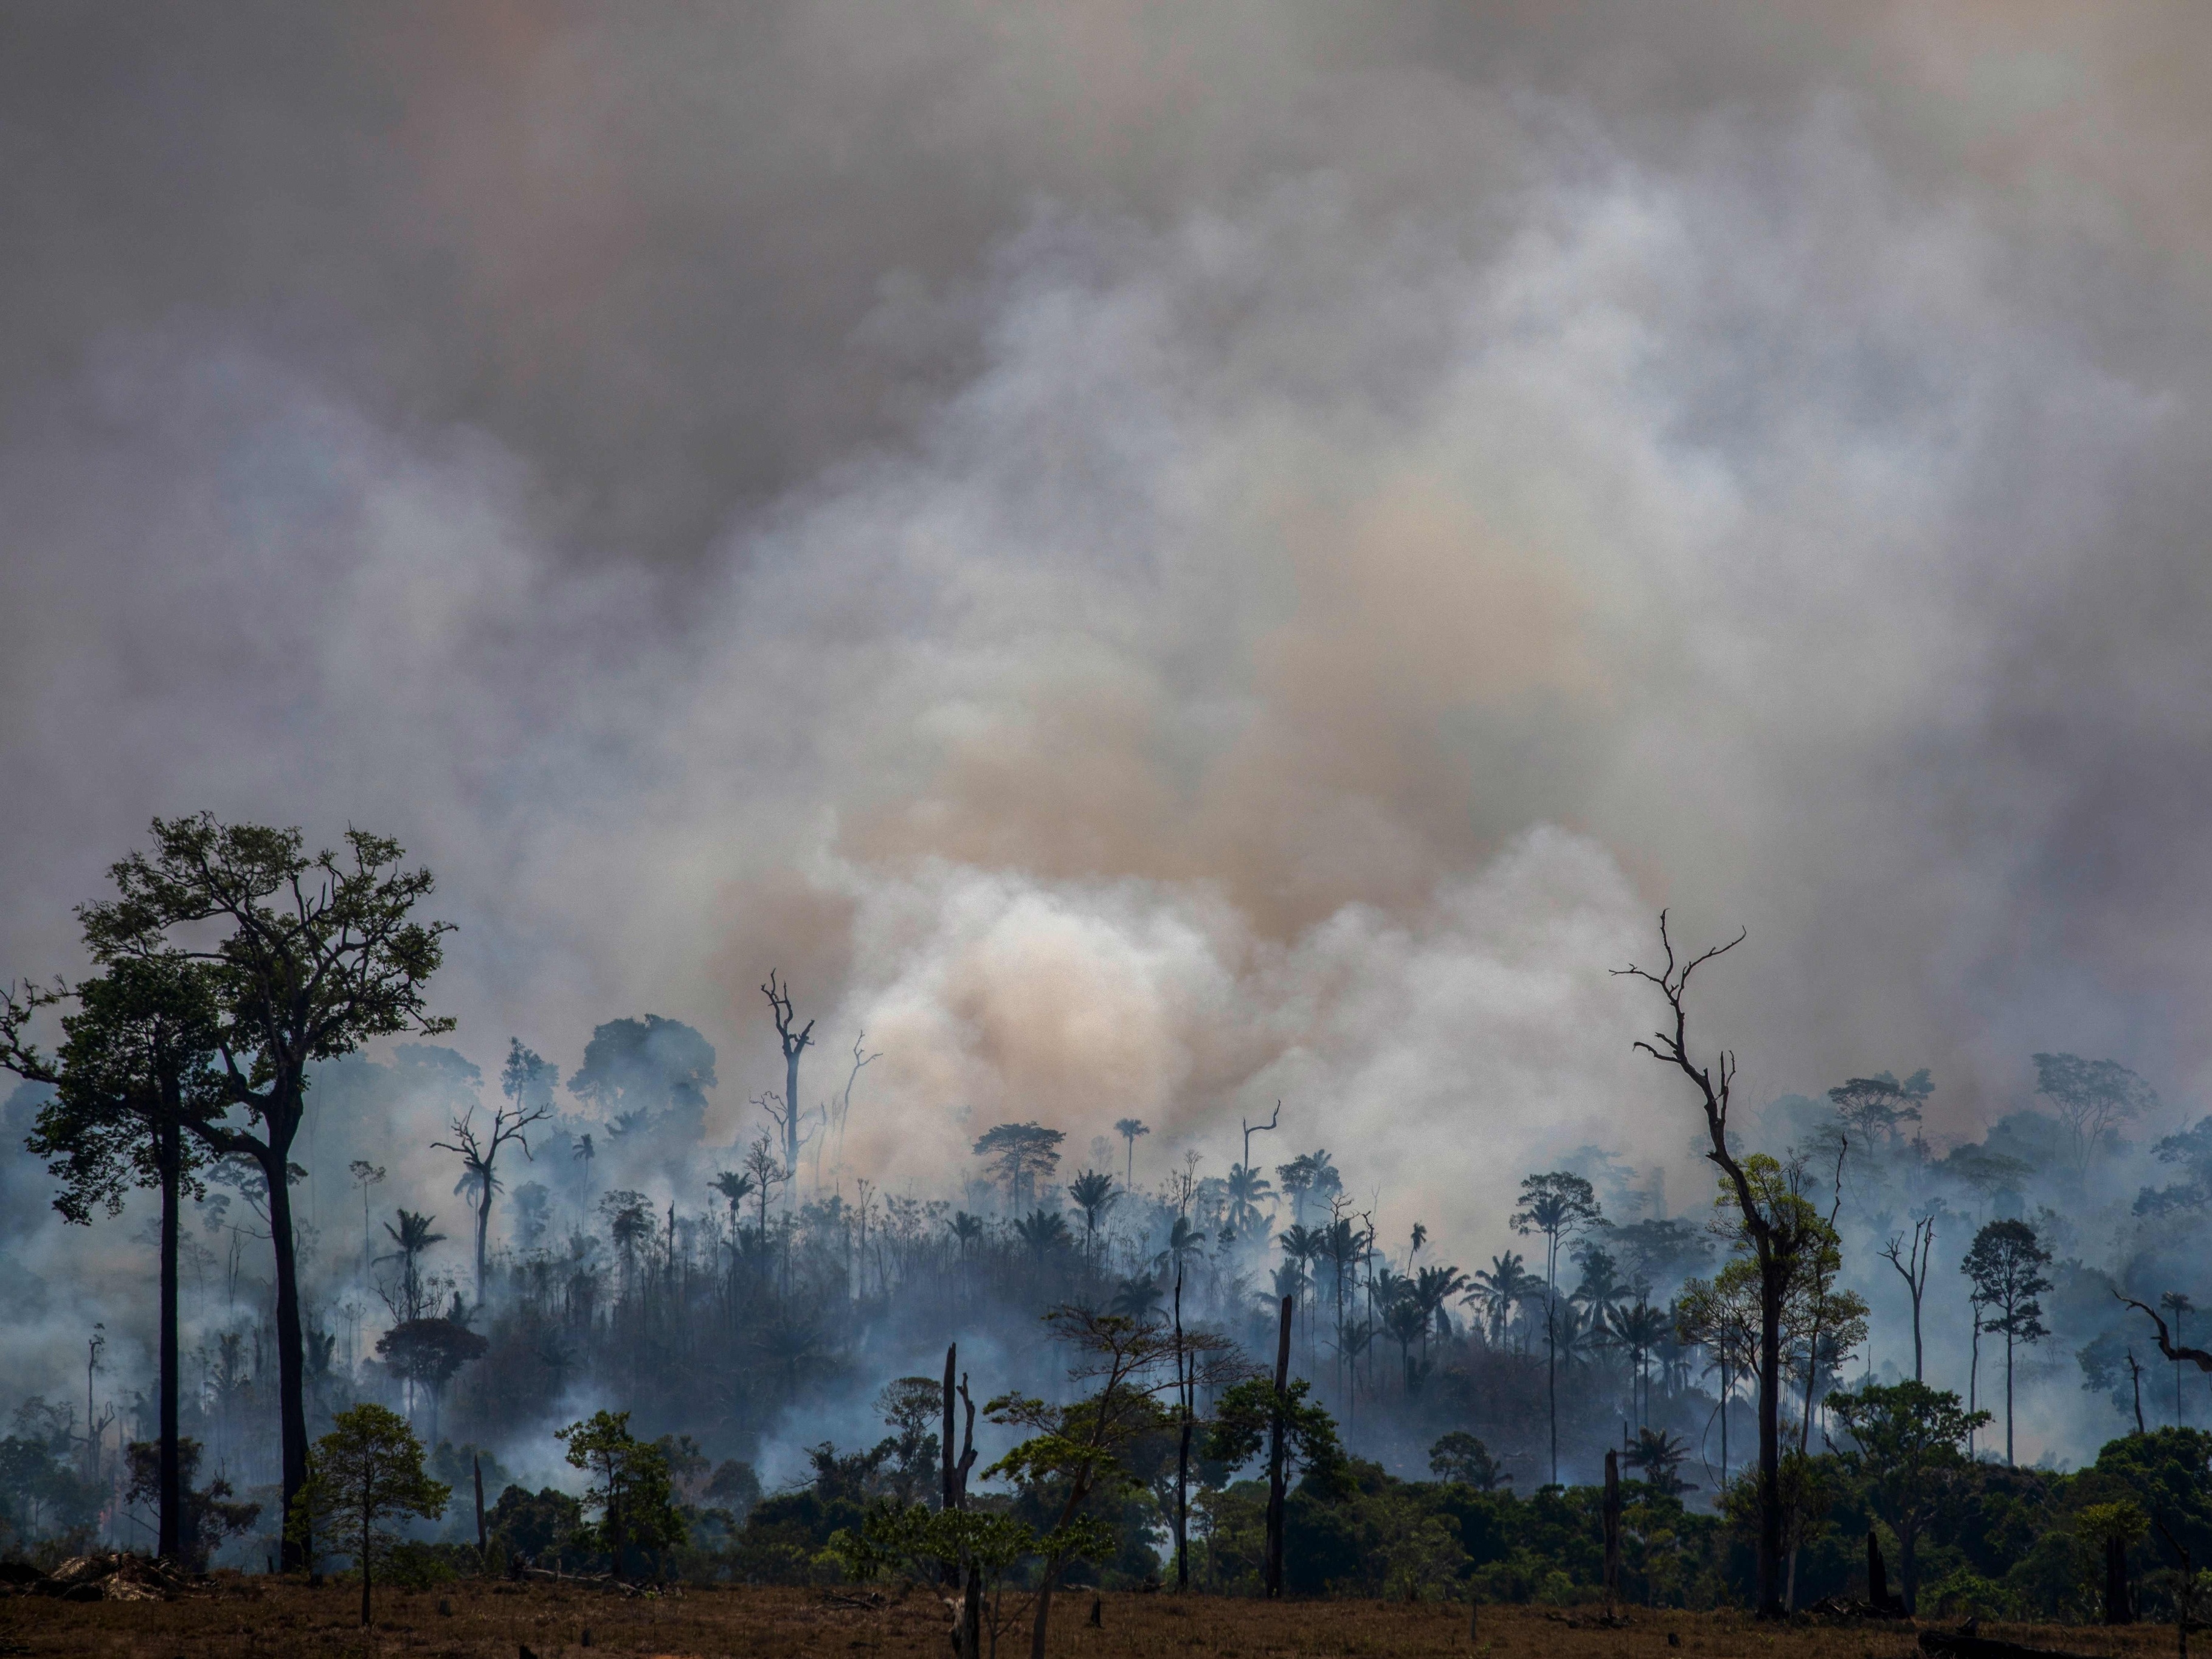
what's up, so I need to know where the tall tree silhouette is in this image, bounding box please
[1512,1170,1602,1485]
[71,815,452,1562]
[762,973,814,1190]
[972,1122,1064,1213]
[2034,1052,2157,1178]
[1961,1217,2051,1466]
[1113,1117,1148,1187]
[432,1038,553,1306]
[1617,911,1814,1618]
[2,954,223,1561]
[1066,1170,1116,1258]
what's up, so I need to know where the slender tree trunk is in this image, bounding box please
[1907,1288,1921,1383]
[474,1177,491,1308]
[263,1122,309,1573]
[1902,1518,1918,1615]
[359,1503,372,1626]
[1547,1236,1560,1486]
[1757,1257,1785,1618]
[784,1046,803,1184]
[2005,1326,2016,1466]
[157,1114,182,1561]
[1264,1294,1292,1598]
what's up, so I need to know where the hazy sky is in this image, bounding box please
[9,2,2212,1246]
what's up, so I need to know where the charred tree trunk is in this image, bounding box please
[263,1126,309,1572]
[1868,1529,1890,1612]
[1757,1249,1786,1616]
[157,1112,182,1562]
[2106,1534,2133,1625]
[1603,1449,1622,1615]
[1264,1294,1292,1599]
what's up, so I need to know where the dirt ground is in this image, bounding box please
[0,1584,2192,1659]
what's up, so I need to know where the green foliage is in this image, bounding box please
[556,1409,686,1579]
[487,1483,587,1568]
[123,1438,260,1570]
[293,1403,450,1623]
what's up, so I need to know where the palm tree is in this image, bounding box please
[1114,1117,1149,1187]
[378,1210,446,1322]
[1610,1300,1671,1429]
[1154,1215,1205,1280]
[1384,1290,1429,1393]
[948,1210,985,1260]
[1013,1207,1071,1268]
[710,1170,756,1237]
[1467,1251,1535,1347]
[1111,1274,1163,1318]
[1066,1170,1116,1258]
[1413,1263,1468,1370]
[572,1132,596,1198]
[1623,1426,1695,1497]
[1225,1162,1274,1236]
[1512,1170,1603,1486]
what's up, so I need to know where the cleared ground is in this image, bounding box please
[0,1584,2188,1659]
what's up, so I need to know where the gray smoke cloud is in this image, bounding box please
[7,4,2212,1466]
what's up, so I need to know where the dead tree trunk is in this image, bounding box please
[1264,1294,1292,1599]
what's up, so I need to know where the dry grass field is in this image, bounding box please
[0,1585,2196,1659]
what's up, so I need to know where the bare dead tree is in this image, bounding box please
[431,1087,552,1307]
[1615,909,1803,1619]
[1241,1101,1282,1170]
[826,1031,881,1181]
[1879,1212,1938,1383]
[762,971,815,1188]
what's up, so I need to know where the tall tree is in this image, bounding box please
[972,1122,1065,1213]
[1,954,223,1562]
[1879,1210,1939,1382]
[432,1038,554,1306]
[1827,1069,1932,1153]
[1113,1117,1148,1187]
[74,815,452,1564]
[2034,1052,2157,1178]
[1066,1169,1116,1258]
[1962,1218,2053,1464]
[1618,911,1818,1618]
[1511,1169,1602,1486]
[761,973,814,1187]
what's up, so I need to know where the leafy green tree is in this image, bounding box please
[556,1409,686,1580]
[874,1376,944,1506]
[292,1403,450,1626]
[1,953,223,1561]
[1828,1380,1988,1612]
[831,1503,1040,1658]
[488,1483,587,1568]
[123,1437,260,1570]
[1963,1219,2053,1464]
[1428,1430,1510,1491]
[74,815,452,1561]
[987,1306,1231,1659]
[1512,1170,1602,1486]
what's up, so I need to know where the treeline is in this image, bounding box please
[13,818,2212,1632]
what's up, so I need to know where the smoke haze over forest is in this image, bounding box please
[12,2,2212,1508]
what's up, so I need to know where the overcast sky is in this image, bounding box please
[9,3,2212,1244]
